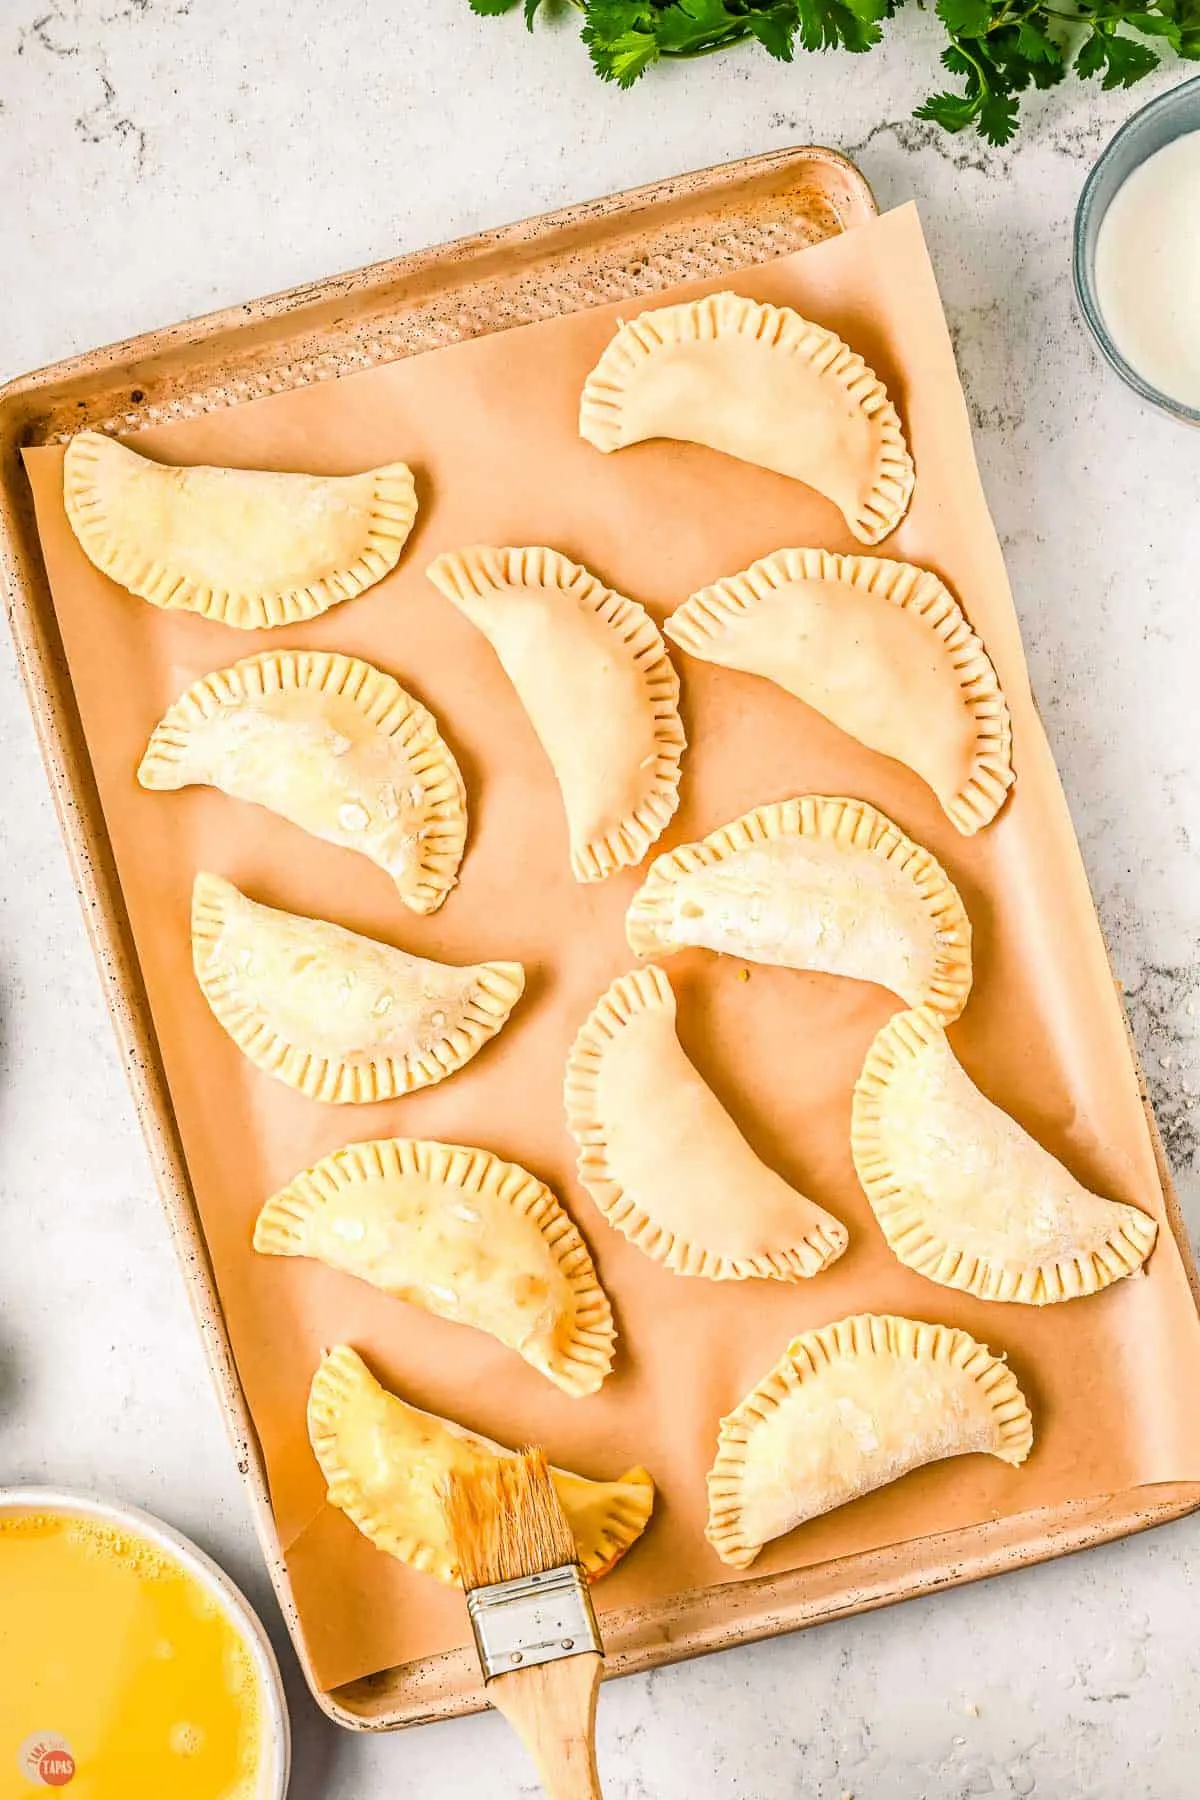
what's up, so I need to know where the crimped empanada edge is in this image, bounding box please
[624,792,973,1023]
[570,1465,657,1579]
[308,1345,653,1583]
[564,964,847,1282]
[668,547,1014,835]
[63,430,417,629]
[190,871,524,1105]
[577,293,914,544]
[139,649,467,915]
[705,1312,1034,1569]
[307,1345,459,1582]
[851,1006,1159,1304]
[427,545,685,882]
[255,1136,616,1397]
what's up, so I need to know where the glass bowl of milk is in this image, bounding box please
[1075,75,1200,422]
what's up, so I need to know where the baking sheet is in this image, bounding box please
[23,201,1200,1696]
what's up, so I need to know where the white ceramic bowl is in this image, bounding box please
[0,1485,290,1798]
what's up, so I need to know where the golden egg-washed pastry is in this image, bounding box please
[579,294,914,545]
[139,651,466,916]
[255,1138,614,1397]
[853,1008,1158,1304]
[191,873,523,1105]
[626,796,971,1025]
[564,966,847,1281]
[427,546,684,881]
[63,430,417,629]
[308,1346,654,1584]
[667,549,1013,836]
[707,1314,1033,1570]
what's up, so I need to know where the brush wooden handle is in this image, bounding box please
[487,1650,604,1800]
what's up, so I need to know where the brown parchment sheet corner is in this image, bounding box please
[23,202,1200,1695]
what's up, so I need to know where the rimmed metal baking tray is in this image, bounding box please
[3,144,1197,1731]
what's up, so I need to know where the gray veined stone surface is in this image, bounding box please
[2,3,1199,1795]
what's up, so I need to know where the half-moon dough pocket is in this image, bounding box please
[63,429,416,628]
[580,294,914,545]
[427,545,684,881]
[564,965,847,1281]
[626,795,972,1023]
[191,873,523,1104]
[140,651,466,915]
[666,549,1013,835]
[308,1345,654,1583]
[852,1007,1158,1303]
[706,1313,1032,1569]
[255,1137,614,1396]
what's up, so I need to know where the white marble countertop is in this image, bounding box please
[3,5,1199,1796]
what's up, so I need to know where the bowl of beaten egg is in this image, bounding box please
[0,1487,289,1799]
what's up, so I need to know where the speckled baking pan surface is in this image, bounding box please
[4,147,1200,1732]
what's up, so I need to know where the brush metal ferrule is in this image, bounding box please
[466,1562,601,1680]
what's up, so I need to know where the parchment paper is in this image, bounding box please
[24,204,1200,1694]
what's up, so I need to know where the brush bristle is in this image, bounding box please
[443,1449,578,1591]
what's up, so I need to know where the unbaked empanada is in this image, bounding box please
[140,651,466,915]
[427,546,684,881]
[564,966,847,1280]
[255,1138,615,1396]
[852,1007,1158,1303]
[667,549,1013,836]
[626,796,971,1024]
[308,1345,654,1583]
[63,430,417,628]
[579,294,914,545]
[191,873,523,1104]
[707,1313,1033,1569]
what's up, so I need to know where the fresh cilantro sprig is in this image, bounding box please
[468,0,1200,142]
[913,0,1197,142]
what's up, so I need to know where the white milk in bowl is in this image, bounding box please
[1094,129,1200,410]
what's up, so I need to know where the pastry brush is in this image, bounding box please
[444,1449,605,1800]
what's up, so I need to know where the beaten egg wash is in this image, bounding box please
[0,1512,264,1799]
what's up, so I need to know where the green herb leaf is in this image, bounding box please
[1027,47,1069,85]
[469,0,520,14]
[1073,27,1108,72]
[915,85,987,130]
[794,0,888,52]
[1076,24,1162,81]
[582,0,655,32]
[584,21,660,83]
[1177,0,1200,55]
[746,3,800,58]
[1104,30,1162,79]
[978,87,1021,141]
[654,0,740,53]
[940,41,976,73]
[1122,10,1183,34]
[1014,17,1061,61]
[935,0,993,37]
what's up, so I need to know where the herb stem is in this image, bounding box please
[954,36,991,88]
[661,29,752,56]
